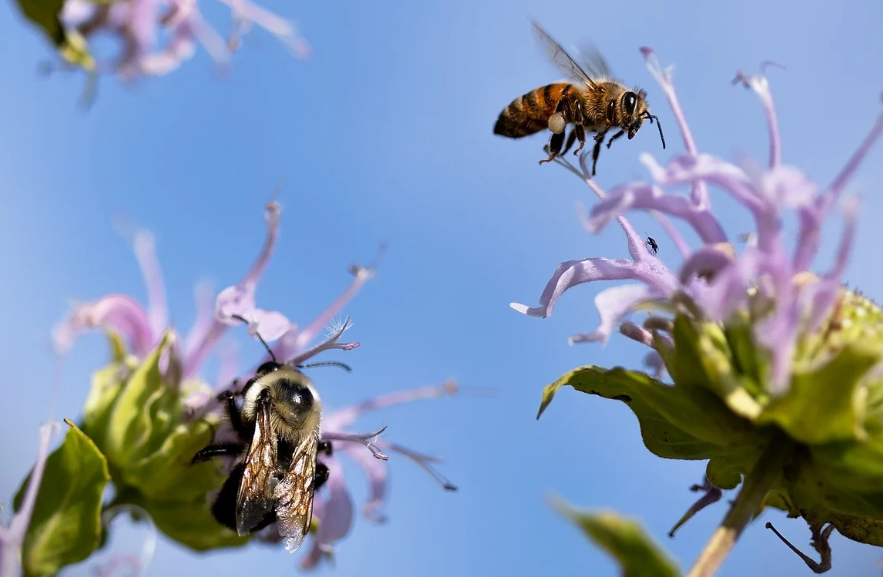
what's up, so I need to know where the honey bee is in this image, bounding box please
[494,22,665,175]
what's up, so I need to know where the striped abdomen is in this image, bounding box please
[493,83,575,138]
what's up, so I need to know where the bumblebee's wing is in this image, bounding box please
[235,395,279,535]
[574,43,613,80]
[274,434,319,552]
[532,21,599,90]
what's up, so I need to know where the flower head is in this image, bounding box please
[48,0,309,81]
[512,50,883,397]
[521,48,883,568]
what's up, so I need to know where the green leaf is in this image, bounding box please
[538,366,760,459]
[758,345,877,444]
[13,420,110,577]
[103,332,178,468]
[145,499,250,552]
[551,497,680,577]
[126,419,224,501]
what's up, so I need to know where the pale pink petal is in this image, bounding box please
[568,285,661,345]
[53,295,154,357]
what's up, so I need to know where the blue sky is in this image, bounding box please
[2,0,883,576]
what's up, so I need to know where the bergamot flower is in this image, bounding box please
[513,48,883,575]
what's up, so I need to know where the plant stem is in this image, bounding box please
[685,432,794,577]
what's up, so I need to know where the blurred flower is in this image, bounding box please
[512,51,883,397]
[52,0,309,79]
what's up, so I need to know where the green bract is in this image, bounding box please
[538,289,883,548]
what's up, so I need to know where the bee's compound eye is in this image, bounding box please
[291,385,314,411]
[623,92,637,116]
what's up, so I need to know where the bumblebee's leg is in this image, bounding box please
[571,125,587,155]
[606,129,625,149]
[314,461,330,492]
[539,130,566,165]
[217,390,247,437]
[211,463,245,531]
[560,128,578,155]
[591,130,608,176]
[318,440,333,457]
[191,442,245,464]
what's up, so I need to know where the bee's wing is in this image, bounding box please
[532,21,599,90]
[274,434,319,552]
[235,395,279,535]
[574,43,613,80]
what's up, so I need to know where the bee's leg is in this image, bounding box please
[560,128,578,155]
[591,130,608,176]
[539,130,566,165]
[571,125,587,155]
[217,390,248,437]
[211,463,245,531]
[318,440,333,457]
[314,461,331,492]
[191,441,245,464]
[606,129,626,149]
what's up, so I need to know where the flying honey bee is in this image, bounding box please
[494,22,666,175]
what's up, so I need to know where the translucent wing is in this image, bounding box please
[532,21,598,90]
[235,394,278,535]
[574,43,613,80]
[274,434,319,552]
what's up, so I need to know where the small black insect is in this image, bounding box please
[645,236,659,255]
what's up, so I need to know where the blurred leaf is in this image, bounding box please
[551,497,680,577]
[12,0,94,70]
[758,345,877,444]
[103,332,177,467]
[12,0,66,46]
[538,366,760,458]
[13,420,110,577]
[127,419,224,501]
[146,499,250,551]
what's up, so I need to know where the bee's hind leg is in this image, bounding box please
[539,130,566,165]
[570,125,587,155]
[314,461,330,491]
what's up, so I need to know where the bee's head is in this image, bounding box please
[620,89,666,150]
[242,367,322,433]
[269,369,321,423]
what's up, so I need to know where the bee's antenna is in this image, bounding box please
[297,360,353,372]
[230,314,278,363]
[644,112,666,149]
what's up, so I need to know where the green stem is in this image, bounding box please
[684,431,794,577]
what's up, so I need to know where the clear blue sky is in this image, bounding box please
[2,0,883,576]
